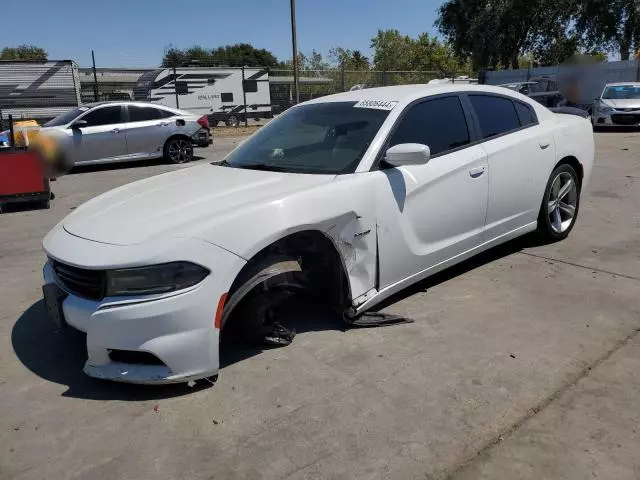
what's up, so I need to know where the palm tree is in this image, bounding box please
[349,50,370,70]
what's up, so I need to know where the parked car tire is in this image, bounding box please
[164,137,193,164]
[536,163,580,241]
[225,115,239,127]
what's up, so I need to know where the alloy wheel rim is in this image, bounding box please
[547,172,578,233]
[169,140,193,162]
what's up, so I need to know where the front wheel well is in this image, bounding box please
[226,230,352,319]
[164,134,192,148]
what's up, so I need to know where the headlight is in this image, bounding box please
[598,104,614,113]
[105,262,209,296]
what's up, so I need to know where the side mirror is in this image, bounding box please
[384,143,430,167]
[70,120,87,129]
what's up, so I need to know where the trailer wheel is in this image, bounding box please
[225,115,239,127]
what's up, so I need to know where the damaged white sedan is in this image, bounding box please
[42,84,594,384]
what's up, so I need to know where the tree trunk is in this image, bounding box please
[511,53,520,70]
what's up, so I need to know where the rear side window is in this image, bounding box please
[389,96,470,156]
[221,92,234,103]
[469,95,520,139]
[81,106,123,127]
[159,109,175,118]
[128,105,163,122]
[514,101,536,127]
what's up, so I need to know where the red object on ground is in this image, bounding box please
[0,150,50,204]
[197,115,210,129]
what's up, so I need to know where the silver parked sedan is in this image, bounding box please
[40,102,212,166]
[591,82,640,127]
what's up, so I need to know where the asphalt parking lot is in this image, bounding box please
[1,131,639,480]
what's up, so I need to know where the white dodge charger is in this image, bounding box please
[42,84,594,384]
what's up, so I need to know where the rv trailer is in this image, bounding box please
[0,60,81,123]
[135,67,272,126]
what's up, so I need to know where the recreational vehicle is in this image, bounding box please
[135,67,272,126]
[0,60,81,122]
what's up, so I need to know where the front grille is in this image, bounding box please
[52,260,105,300]
[611,114,640,125]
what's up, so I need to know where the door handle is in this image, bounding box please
[111,128,121,133]
[469,166,485,178]
[160,122,170,127]
[539,142,550,149]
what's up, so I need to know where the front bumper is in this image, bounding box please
[593,111,640,126]
[42,233,245,384]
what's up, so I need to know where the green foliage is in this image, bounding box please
[0,44,48,61]
[161,43,279,68]
[437,0,573,69]
[369,30,471,76]
[574,0,639,60]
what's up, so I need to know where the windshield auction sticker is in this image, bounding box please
[353,100,398,110]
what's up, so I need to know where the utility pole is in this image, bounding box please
[290,0,300,104]
[91,50,99,102]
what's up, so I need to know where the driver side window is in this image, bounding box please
[81,106,124,127]
[389,96,470,156]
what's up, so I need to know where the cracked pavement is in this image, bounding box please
[1,132,639,479]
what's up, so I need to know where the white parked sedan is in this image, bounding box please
[42,84,594,384]
[591,82,640,127]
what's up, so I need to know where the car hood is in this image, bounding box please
[63,164,335,246]
[600,98,640,109]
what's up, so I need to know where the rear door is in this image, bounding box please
[468,94,555,240]
[124,105,176,157]
[375,95,489,288]
[71,105,127,164]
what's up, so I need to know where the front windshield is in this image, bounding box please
[221,101,390,174]
[43,106,89,127]
[602,85,640,100]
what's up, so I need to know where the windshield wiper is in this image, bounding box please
[232,163,292,172]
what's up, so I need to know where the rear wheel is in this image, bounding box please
[536,164,580,241]
[164,137,193,164]
[225,115,239,127]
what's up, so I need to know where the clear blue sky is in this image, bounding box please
[3,0,442,67]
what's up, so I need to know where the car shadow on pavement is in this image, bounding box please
[11,300,211,401]
[68,155,207,174]
[371,233,542,312]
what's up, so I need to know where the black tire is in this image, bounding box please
[41,199,51,210]
[536,163,581,241]
[225,115,239,127]
[163,137,193,164]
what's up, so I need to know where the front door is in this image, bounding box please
[70,105,128,164]
[375,95,489,288]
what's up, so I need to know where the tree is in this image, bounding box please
[161,43,279,68]
[574,0,639,60]
[329,47,370,70]
[530,33,580,66]
[369,29,470,75]
[437,0,573,69]
[348,50,371,70]
[0,44,47,60]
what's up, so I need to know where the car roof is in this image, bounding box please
[604,82,640,87]
[303,83,528,105]
[82,101,182,112]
